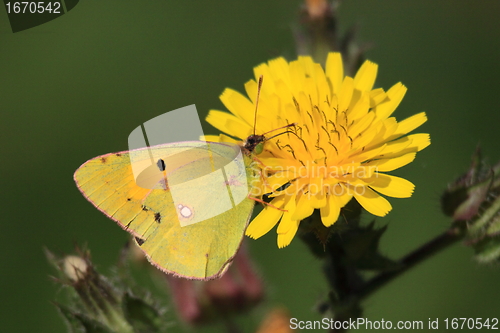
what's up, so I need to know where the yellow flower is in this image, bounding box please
[206,53,430,248]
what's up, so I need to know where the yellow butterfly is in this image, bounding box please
[74,139,260,280]
[74,76,294,280]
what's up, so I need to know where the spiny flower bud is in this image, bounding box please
[63,255,89,282]
[441,147,493,221]
[166,244,264,325]
[47,247,166,333]
[61,253,122,320]
[441,148,500,263]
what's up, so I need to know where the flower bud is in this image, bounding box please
[166,243,264,326]
[441,148,500,263]
[165,275,207,324]
[256,307,294,333]
[61,253,121,319]
[47,247,165,333]
[441,148,492,221]
[305,0,329,19]
[63,255,88,282]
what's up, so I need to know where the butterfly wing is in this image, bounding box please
[74,141,255,280]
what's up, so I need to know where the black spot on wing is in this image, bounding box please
[116,153,122,157]
[157,159,166,171]
[154,212,161,223]
[127,198,131,201]
[135,237,145,246]
[100,157,107,163]
[142,205,148,211]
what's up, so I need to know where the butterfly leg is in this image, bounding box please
[250,155,277,194]
[248,154,290,212]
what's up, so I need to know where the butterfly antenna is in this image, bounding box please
[262,123,297,140]
[263,123,298,141]
[253,75,264,136]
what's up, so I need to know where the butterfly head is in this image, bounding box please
[243,134,266,155]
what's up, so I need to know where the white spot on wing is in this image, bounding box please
[177,204,193,218]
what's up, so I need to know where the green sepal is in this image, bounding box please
[298,199,362,257]
[473,236,500,263]
[54,302,114,333]
[121,292,162,333]
[326,291,363,323]
[486,214,500,237]
[341,221,400,271]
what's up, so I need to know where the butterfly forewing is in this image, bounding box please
[74,141,256,280]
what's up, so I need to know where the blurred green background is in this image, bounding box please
[2,1,500,332]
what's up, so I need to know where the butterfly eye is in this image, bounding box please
[157,159,166,171]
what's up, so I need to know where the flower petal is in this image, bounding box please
[376,134,430,160]
[201,135,221,142]
[408,133,431,151]
[310,190,327,208]
[368,174,415,198]
[364,152,416,172]
[292,192,315,221]
[254,63,276,95]
[374,82,407,120]
[245,197,286,239]
[369,88,387,107]
[353,60,378,92]
[320,194,341,226]
[348,92,370,122]
[277,218,299,248]
[350,185,392,216]
[206,110,251,139]
[325,52,343,95]
[394,112,427,135]
[349,109,375,139]
[277,196,297,235]
[298,56,316,77]
[338,77,354,112]
[268,57,291,85]
[220,88,255,125]
[244,79,258,104]
[314,64,330,105]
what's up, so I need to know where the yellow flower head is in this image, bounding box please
[206,52,430,248]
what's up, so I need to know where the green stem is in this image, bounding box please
[354,226,464,301]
